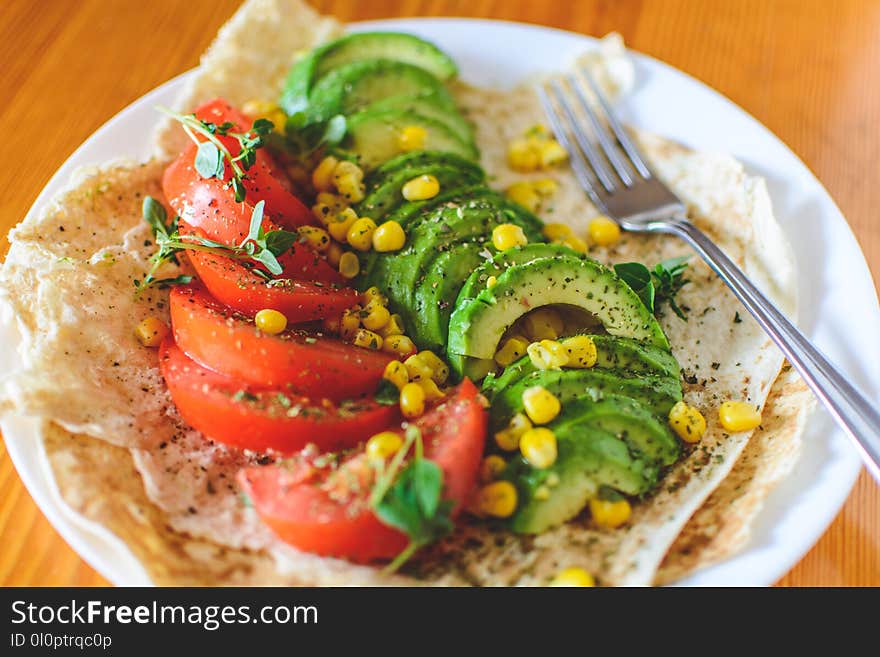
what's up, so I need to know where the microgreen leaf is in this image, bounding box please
[615,257,690,320]
[264,230,299,257]
[194,141,224,179]
[374,380,401,406]
[370,426,454,573]
[142,197,168,237]
[323,114,347,145]
[246,200,266,244]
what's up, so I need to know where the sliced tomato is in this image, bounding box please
[160,337,398,454]
[169,283,391,400]
[186,249,356,323]
[179,98,313,229]
[238,380,488,562]
[163,142,314,244]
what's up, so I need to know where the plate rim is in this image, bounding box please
[3,16,871,586]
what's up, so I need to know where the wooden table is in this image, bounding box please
[1,0,877,586]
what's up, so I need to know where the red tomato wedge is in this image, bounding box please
[166,98,313,231]
[238,379,487,562]
[185,249,357,323]
[159,337,399,454]
[169,283,392,400]
[163,143,314,244]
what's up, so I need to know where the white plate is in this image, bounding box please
[4,18,877,587]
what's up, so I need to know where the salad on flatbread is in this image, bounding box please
[0,0,812,586]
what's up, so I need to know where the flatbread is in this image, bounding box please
[0,0,809,585]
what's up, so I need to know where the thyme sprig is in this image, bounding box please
[370,426,454,574]
[135,196,297,293]
[158,106,273,202]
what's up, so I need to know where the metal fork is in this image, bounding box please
[538,68,880,482]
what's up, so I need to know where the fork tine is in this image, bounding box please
[536,83,611,214]
[566,73,634,187]
[580,67,652,179]
[548,79,617,193]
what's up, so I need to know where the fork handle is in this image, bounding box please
[667,218,880,483]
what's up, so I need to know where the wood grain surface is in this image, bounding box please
[0,0,877,586]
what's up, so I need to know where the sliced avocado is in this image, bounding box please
[343,108,479,170]
[455,242,587,309]
[306,60,455,123]
[504,422,657,534]
[281,32,458,114]
[358,159,485,221]
[364,94,474,143]
[366,150,483,185]
[481,335,681,399]
[411,243,488,351]
[357,199,542,339]
[447,254,670,375]
[488,367,683,429]
[551,396,681,466]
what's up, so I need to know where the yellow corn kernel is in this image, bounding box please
[383,360,409,390]
[589,497,632,529]
[362,286,386,304]
[242,100,286,132]
[402,174,440,201]
[533,178,559,196]
[494,412,533,451]
[372,220,406,252]
[399,382,426,418]
[418,378,446,402]
[327,207,358,241]
[326,241,344,267]
[522,385,561,425]
[494,336,529,367]
[254,308,287,335]
[537,139,568,167]
[507,139,540,172]
[493,224,528,252]
[366,431,403,461]
[479,455,507,483]
[135,317,169,348]
[473,481,518,518]
[346,217,377,252]
[353,328,383,350]
[338,251,360,279]
[403,353,434,382]
[562,335,597,368]
[668,401,707,443]
[379,313,405,337]
[550,567,595,587]
[297,225,331,252]
[361,301,391,331]
[523,308,564,341]
[546,472,560,487]
[519,427,558,469]
[311,155,339,192]
[416,350,449,385]
[398,125,427,152]
[340,306,362,338]
[486,275,497,288]
[311,192,346,226]
[333,160,365,203]
[527,339,569,370]
[542,222,573,241]
[534,485,551,500]
[561,235,588,254]
[382,334,416,358]
[505,182,541,212]
[588,216,621,247]
[719,400,762,432]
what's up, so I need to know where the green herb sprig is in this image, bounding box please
[369,426,454,573]
[282,112,347,159]
[614,256,691,320]
[158,106,273,202]
[135,196,297,293]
